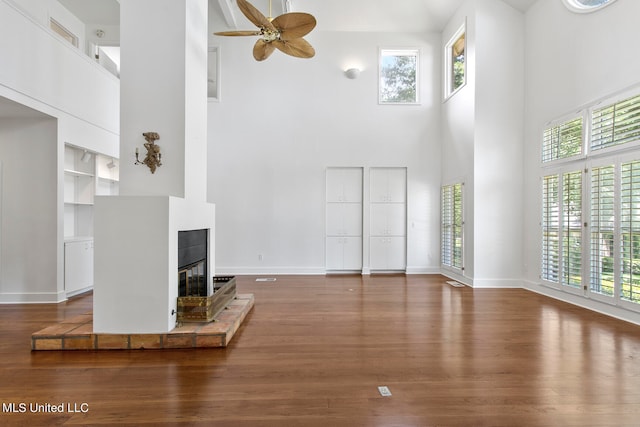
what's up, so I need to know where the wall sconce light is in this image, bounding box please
[135,132,162,174]
[81,150,92,163]
[106,158,116,169]
[344,68,360,79]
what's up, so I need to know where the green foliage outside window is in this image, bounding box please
[380,52,418,104]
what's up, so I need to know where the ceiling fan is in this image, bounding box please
[214,0,316,61]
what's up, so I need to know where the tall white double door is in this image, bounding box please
[325,167,407,273]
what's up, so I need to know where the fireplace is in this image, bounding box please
[176,229,236,323]
[178,229,208,297]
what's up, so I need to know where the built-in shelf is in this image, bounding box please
[64,169,95,178]
[63,144,119,298]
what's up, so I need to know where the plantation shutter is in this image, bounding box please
[441,184,463,269]
[441,186,453,267]
[591,94,640,151]
[542,175,560,282]
[562,171,582,289]
[590,165,615,297]
[620,160,640,304]
[542,117,583,163]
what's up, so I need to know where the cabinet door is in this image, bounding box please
[369,237,389,270]
[342,237,363,270]
[386,168,407,202]
[326,203,362,236]
[369,237,406,271]
[327,168,362,202]
[326,237,362,270]
[64,239,94,294]
[386,237,407,270]
[370,203,406,236]
[326,237,345,270]
[370,168,406,202]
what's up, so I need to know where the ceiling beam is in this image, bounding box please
[217,0,237,29]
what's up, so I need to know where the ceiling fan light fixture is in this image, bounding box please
[215,0,316,61]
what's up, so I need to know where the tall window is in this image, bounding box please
[541,87,640,311]
[444,23,466,99]
[541,171,582,289]
[620,161,640,303]
[542,175,560,282]
[590,165,615,297]
[441,183,463,270]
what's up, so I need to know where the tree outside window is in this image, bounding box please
[379,49,419,104]
[445,23,466,99]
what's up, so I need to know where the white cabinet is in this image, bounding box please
[64,238,94,296]
[326,168,363,271]
[370,167,406,203]
[370,167,407,272]
[326,237,363,271]
[370,237,406,271]
[63,144,119,296]
[326,167,363,202]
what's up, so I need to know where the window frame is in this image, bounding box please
[541,113,586,165]
[540,86,640,313]
[562,0,618,14]
[50,18,78,48]
[441,182,464,272]
[378,48,420,105]
[444,21,467,100]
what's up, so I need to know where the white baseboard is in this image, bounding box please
[214,266,327,276]
[0,290,67,304]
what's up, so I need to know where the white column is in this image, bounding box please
[94,0,214,333]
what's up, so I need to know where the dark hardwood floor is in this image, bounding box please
[2,274,640,426]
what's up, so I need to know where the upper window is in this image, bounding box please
[379,49,419,104]
[542,116,584,163]
[444,22,466,99]
[562,0,618,13]
[50,18,78,48]
[591,93,640,151]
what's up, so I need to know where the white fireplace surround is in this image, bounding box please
[93,196,215,333]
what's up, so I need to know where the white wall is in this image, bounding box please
[440,0,525,287]
[0,0,119,302]
[523,0,640,323]
[441,2,477,281]
[473,0,524,287]
[0,117,60,302]
[208,30,442,274]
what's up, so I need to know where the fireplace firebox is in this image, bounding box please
[178,230,208,297]
[176,229,236,323]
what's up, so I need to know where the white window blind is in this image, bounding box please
[620,160,640,304]
[562,171,583,289]
[441,183,463,269]
[590,165,615,297]
[591,94,640,151]
[541,171,582,288]
[542,175,560,282]
[542,117,583,163]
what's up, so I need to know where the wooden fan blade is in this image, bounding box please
[253,39,276,61]
[271,13,317,40]
[214,30,261,36]
[273,38,315,59]
[237,0,276,32]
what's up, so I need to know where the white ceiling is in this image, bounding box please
[58,0,538,33]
